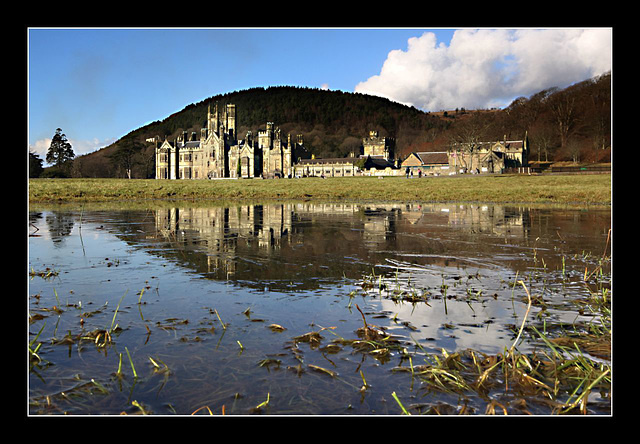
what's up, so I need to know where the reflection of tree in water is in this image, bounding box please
[45,212,74,245]
[29,212,43,225]
[29,212,43,236]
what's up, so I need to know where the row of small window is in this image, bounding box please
[157,168,200,179]
[158,152,216,163]
[304,168,353,176]
[158,154,196,163]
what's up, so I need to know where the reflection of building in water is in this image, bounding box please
[153,203,407,274]
[294,202,359,214]
[151,203,532,283]
[403,203,530,238]
[294,203,401,247]
[155,205,293,276]
[362,206,399,247]
[445,204,528,237]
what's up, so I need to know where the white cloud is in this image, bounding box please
[354,28,612,111]
[320,83,330,90]
[29,138,52,158]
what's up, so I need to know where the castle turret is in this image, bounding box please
[258,122,274,150]
[170,137,179,180]
[226,104,236,141]
[363,130,395,161]
[208,102,219,136]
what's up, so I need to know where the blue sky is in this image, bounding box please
[28,27,610,163]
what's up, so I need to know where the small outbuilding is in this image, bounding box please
[400,151,450,175]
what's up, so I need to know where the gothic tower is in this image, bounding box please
[226,104,236,141]
[208,102,219,136]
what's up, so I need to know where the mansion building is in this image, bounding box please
[155,102,309,180]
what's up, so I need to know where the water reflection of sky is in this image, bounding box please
[377,271,525,355]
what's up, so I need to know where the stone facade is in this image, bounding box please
[155,103,308,179]
[448,138,529,173]
[401,152,450,175]
[401,136,529,176]
[292,131,397,177]
[293,156,359,178]
[362,130,395,161]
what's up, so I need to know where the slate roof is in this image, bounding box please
[414,151,449,164]
[363,156,395,169]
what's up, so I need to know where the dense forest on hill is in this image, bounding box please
[61,72,610,179]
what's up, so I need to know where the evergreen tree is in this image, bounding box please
[29,152,44,178]
[107,138,143,178]
[46,128,75,171]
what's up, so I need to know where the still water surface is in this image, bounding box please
[28,202,611,415]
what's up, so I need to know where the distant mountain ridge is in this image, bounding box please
[134,86,447,150]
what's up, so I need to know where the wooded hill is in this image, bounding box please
[68,72,611,178]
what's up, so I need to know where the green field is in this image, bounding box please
[28,174,611,205]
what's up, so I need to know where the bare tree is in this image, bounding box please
[70,156,84,178]
[339,136,363,156]
[588,73,611,151]
[139,145,157,178]
[566,137,584,164]
[550,90,580,151]
[447,114,492,171]
[529,122,557,162]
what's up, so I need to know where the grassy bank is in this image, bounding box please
[28,174,611,205]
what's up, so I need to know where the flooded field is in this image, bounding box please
[28,202,611,415]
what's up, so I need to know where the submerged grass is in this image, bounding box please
[29,272,611,414]
[401,338,611,415]
[29,175,611,205]
[357,249,611,415]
